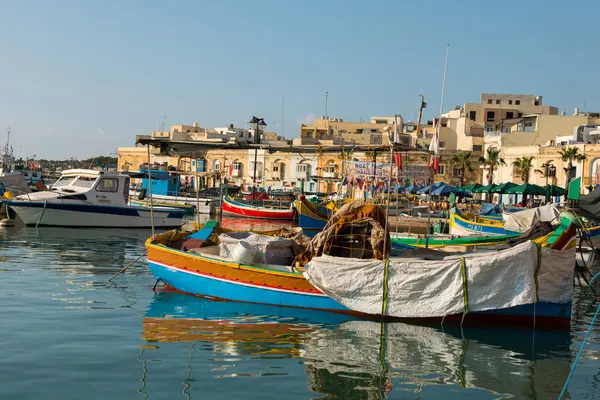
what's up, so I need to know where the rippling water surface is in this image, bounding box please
[1,220,599,399]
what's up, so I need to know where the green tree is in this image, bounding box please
[512,156,534,184]
[558,146,587,199]
[478,148,506,201]
[450,151,476,187]
[512,156,534,203]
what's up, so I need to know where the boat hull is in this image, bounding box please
[222,197,295,220]
[450,213,518,236]
[6,201,184,228]
[295,198,327,237]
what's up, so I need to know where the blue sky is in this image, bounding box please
[1,0,598,159]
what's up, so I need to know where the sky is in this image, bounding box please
[1,0,599,159]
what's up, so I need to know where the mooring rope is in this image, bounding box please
[558,270,600,400]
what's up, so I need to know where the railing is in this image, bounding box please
[485,130,502,137]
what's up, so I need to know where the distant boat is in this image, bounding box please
[5,169,185,228]
[221,196,295,220]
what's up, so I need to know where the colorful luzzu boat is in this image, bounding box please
[449,211,518,236]
[390,231,521,249]
[294,195,328,237]
[146,202,578,330]
[221,196,295,220]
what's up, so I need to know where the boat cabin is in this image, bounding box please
[18,169,130,206]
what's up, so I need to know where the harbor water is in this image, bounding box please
[1,220,599,399]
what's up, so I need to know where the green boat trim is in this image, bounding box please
[390,232,521,248]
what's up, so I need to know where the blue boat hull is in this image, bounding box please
[148,261,572,330]
[298,212,326,237]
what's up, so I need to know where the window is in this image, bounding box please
[486,111,495,121]
[324,164,337,174]
[213,160,221,171]
[52,176,76,188]
[524,121,534,132]
[487,99,493,104]
[375,120,387,124]
[506,112,514,119]
[469,111,477,121]
[96,178,119,192]
[356,129,363,134]
[486,126,494,132]
[371,129,378,133]
[453,167,463,177]
[504,127,511,133]
[272,164,279,172]
[518,113,523,117]
[534,101,540,106]
[306,132,313,138]
[296,164,309,173]
[437,165,446,175]
[496,100,501,104]
[515,100,521,105]
[472,145,483,152]
[508,100,513,105]
[439,141,446,148]
[73,176,96,188]
[231,162,242,171]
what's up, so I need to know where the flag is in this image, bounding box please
[568,177,581,200]
[431,157,439,174]
[228,164,233,175]
[393,153,402,171]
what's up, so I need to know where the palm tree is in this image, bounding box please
[558,146,587,199]
[478,148,506,201]
[479,148,506,185]
[450,151,475,187]
[512,156,534,184]
[512,156,534,204]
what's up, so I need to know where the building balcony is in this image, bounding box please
[295,171,310,180]
[323,171,338,179]
[231,170,243,178]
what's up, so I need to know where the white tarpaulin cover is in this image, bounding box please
[218,232,295,265]
[304,241,575,318]
[503,204,560,233]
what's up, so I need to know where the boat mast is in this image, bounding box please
[425,44,449,249]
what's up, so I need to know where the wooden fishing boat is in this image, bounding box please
[146,203,578,330]
[390,231,521,249]
[221,196,295,220]
[294,195,328,236]
[449,212,518,236]
[129,198,196,215]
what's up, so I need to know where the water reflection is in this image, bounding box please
[142,292,572,399]
[0,226,151,275]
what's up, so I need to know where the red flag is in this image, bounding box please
[228,164,233,175]
[430,156,439,174]
[393,153,402,171]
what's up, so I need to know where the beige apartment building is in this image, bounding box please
[421,93,559,154]
[297,116,405,147]
[485,112,600,149]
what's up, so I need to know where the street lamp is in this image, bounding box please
[248,116,267,200]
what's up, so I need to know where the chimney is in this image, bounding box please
[573,108,580,116]
[562,109,566,116]
[193,122,199,128]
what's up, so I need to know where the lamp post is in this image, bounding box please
[248,116,267,201]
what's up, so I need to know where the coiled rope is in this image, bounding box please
[558,270,600,400]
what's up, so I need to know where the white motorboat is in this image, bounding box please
[5,169,185,228]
